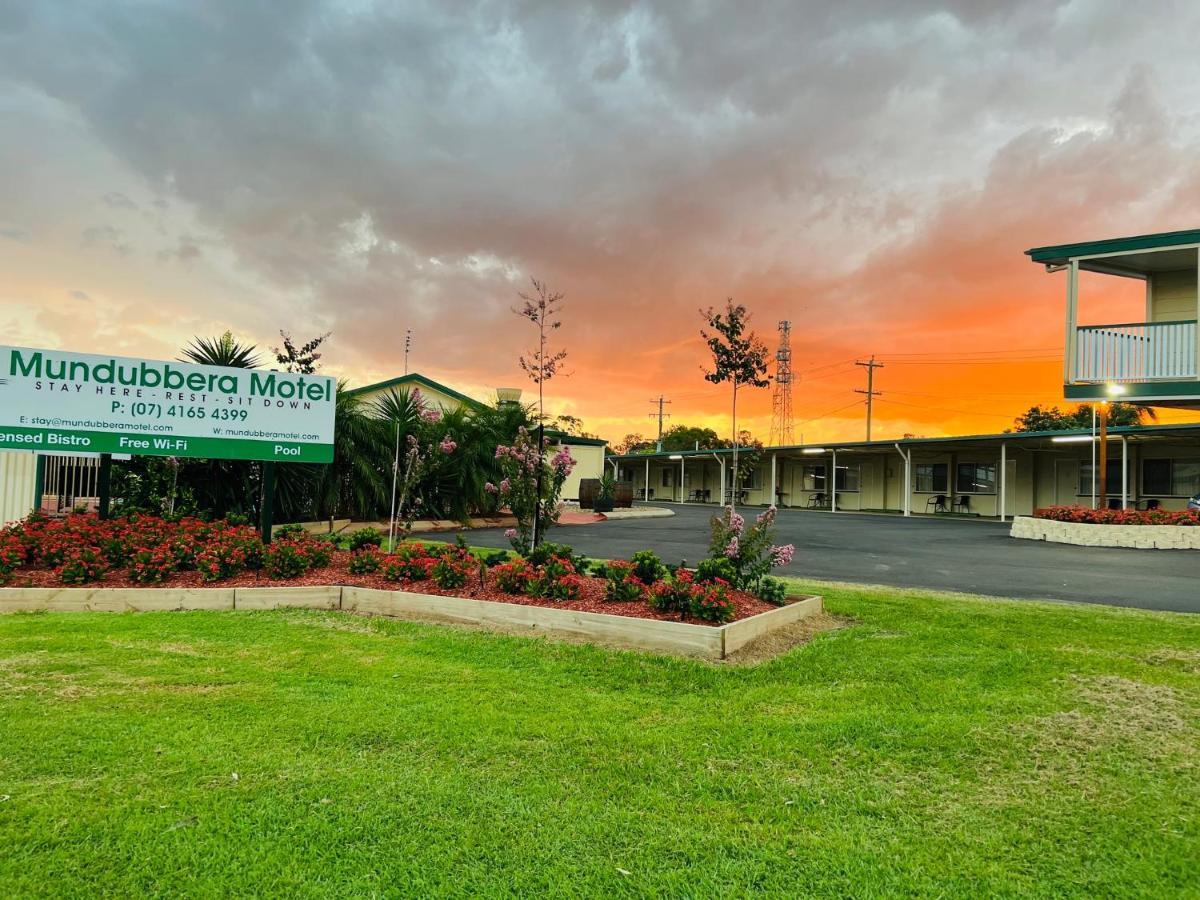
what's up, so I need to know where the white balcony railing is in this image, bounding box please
[1074,320,1197,382]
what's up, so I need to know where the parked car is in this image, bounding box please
[1188,493,1200,511]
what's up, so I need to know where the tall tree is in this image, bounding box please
[613,433,653,455]
[660,424,723,452]
[513,278,568,544]
[700,300,771,509]
[273,330,331,374]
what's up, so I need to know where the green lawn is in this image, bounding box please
[0,582,1197,897]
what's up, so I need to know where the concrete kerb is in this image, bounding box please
[0,585,822,660]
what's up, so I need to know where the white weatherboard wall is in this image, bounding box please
[0,451,36,526]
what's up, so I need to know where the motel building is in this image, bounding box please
[609,423,1200,518]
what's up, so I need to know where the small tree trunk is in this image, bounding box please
[731,381,739,512]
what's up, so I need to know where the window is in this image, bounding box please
[743,467,762,489]
[661,468,673,488]
[1142,458,1200,496]
[803,463,858,492]
[802,465,826,492]
[913,463,947,493]
[955,462,996,494]
[1078,459,1124,497]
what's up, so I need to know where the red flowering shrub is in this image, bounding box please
[689,579,735,624]
[528,556,581,601]
[428,544,476,590]
[1036,506,1200,526]
[383,543,435,582]
[58,546,109,585]
[603,560,644,603]
[648,568,697,617]
[493,558,535,594]
[128,543,177,584]
[196,539,249,583]
[347,548,382,574]
[0,533,24,583]
[263,540,309,579]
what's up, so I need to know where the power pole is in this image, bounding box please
[854,356,883,441]
[770,321,795,446]
[649,396,671,451]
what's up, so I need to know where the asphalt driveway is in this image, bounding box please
[430,504,1200,613]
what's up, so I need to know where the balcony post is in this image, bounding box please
[1065,260,1079,383]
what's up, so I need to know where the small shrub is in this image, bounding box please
[0,533,25,583]
[58,547,108,585]
[604,560,644,602]
[348,527,384,551]
[528,541,586,572]
[690,579,735,623]
[629,550,667,585]
[386,543,435,581]
[482,550,512,568]
[263,540,308,579]
[494,558,535,594]
[695,557,736,584]
[431,554,471,590]
[347,548,382,574]
[128,543,177,584]
[587,561,608,580]
[530,555,579,601]
[224,513,250,527]
[196,539,248,582]
[276,523,307,539]
[647,569,696,617]
[756,576,789,606]
[300,538,333,570]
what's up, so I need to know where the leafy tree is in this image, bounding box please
[551,413,597,438]
[514,278,568,424]
[1011,403,1155,432]
[180,331,261,368]
[273,330,331,374]
[310,383,389,523]
[700,300,771,509]
[613,433,653,455]
[661,424,723,452]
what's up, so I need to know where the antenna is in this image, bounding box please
[404,329,412,375]
[769,321,795,446]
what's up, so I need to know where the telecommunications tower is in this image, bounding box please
[769,320,795,446]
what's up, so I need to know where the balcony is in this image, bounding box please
[1074,320,1197,383]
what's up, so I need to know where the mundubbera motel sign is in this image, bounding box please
[0,345,336,463]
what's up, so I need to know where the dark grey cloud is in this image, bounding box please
[2,1,1200,393]
[68,289,91,301]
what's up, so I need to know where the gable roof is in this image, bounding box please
[1026,228,1200,266]
[344,373,486,410]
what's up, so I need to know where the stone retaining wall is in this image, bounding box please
[0,586,823,660]
[1011,516,1200,550]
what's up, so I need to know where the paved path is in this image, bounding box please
[430,504,1200,613]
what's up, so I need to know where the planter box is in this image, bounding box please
[1011,516,1200,550]
[0,585,823,660]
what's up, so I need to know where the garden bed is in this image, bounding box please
[0,550,778,624]
[1012,515,1200,550]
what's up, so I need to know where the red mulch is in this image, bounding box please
[5,551,777,625]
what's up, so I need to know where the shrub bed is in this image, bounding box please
[1035,506,1200,526]
[0,514,780,625]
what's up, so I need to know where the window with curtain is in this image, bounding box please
[955,462,996,494]
[913,463,948,493]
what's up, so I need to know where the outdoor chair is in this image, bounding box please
[926,494,949,514]
[954,495,970,514]
[807,492,827,509]
[1140,498,1161,511]
[1106,498,1122,510]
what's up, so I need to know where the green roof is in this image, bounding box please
[542,428,608,447]
[344,373,485,410]
[607,423,1200,461]
[1026,229,1200,266]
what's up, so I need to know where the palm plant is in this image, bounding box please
[180,331,262,368]
[310,383,389,522]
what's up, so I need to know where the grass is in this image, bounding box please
[0,581,1197,897]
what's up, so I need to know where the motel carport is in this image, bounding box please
[608,423,1200,519]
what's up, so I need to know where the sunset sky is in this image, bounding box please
[3,2,1200,445]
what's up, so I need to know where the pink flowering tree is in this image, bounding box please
[486,426,576,552]
[707,506,794,594]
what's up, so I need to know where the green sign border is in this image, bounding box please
[0,426,333,463]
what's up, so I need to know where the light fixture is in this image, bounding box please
[802,448,827,454]
[1105,382,1127,397]
[668,454,683,460]
[1051,435,1096,443]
